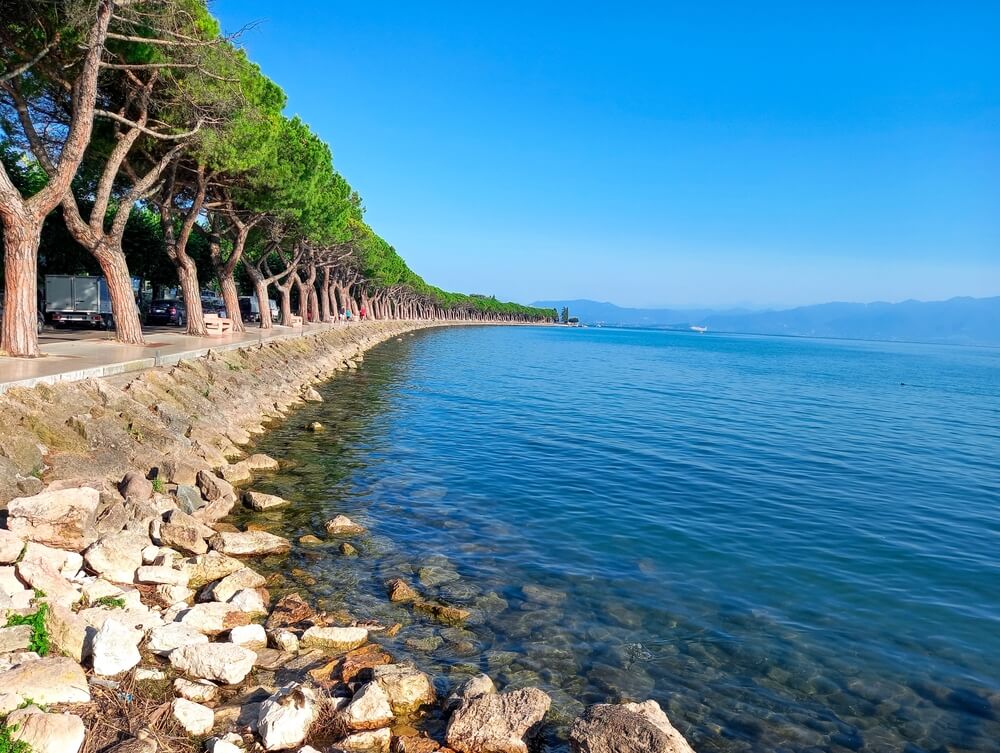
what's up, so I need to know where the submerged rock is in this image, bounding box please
[386,578,420,602]
[243,490,291,511]
[209,530,291,556]
[446,686,551,753]
[325,514,365,535]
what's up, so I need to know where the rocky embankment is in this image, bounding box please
[0,321,696,753]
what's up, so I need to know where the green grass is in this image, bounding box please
[92,596,126,609]
[5,604,50,656]
[151,477,165,494]
[0,722,32,752]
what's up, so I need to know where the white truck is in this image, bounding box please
[45,275,114,329]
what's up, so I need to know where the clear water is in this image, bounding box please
[239,326,1000,752]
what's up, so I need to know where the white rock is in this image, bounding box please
[372,664,436,714]
[271,629,299,653]
[300,625,368,651]
[0,529,25,564]
[91,618,142,676]
[343,682,394,730]
[170,642,256,685]
[135,565,189,586]
[258,683,320,751]
[16,557,81,607]
[174,677,219,703]
[203,567,266,602]
[339,728,391,753]
[208,740,243,753]
[0,657,90,713]
[228,587,267,614]
[6,487,100,550]
[229,623,267,649]
[156,583,194,604]
[208,530,290,556]
[5,706,86,753]
[172,697,215,736]
[147,622,209,655]
[324,514,365,535]
[243,490,291,511]
[172,601,250,635]
[83,530,150,583]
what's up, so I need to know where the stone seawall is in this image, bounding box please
[0,320,696,753]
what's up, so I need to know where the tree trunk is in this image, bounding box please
[219,275,244,332]
[254,279,272,329]
[277,282,293,324]
[1,217,42,357]
[320,269,332,322]
[177,261,206,335]
[94,244,144,344]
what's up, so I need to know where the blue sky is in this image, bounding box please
[212,1,999,308]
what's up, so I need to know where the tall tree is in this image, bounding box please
[0,0,113,356]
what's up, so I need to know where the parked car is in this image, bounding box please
[238,296,279,323]
[238,296,259,323]
[201,296,227,318]
[146,299,186,326]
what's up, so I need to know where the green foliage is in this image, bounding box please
[0,721,32,753]
[151,477,165,494]
[92,596,126,610]
[5,604,50,656]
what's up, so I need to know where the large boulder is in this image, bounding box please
[257,683,320,750]
[4,706,86,753]
[45,604,91,662]
[209,530,291,557]
[446,687,551,753]
[371,664,436,715]
[0,657,91,713]
[171,602,251,636]
[343,682,394,730]
[169,642,256,685]
[119,471,153,502]
[181,551,245,588]
[83,530,150,583]
[6,487,100,550]
[569,702,696,753]
[91,617,142,676]
[15,558,80,607]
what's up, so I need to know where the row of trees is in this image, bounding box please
[0,0,555,357]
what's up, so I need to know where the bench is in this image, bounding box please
[204,313,234,335]
[286,314,303,327]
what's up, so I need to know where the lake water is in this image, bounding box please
[239,325,1000,752]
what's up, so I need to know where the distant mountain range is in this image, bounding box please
[532,297,1000,346]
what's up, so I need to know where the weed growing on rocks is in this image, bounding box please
[5,604,50,656]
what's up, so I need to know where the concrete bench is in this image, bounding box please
[204,313,234,335]
[286,314,303,327]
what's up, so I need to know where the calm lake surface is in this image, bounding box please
[240,325,1000,752]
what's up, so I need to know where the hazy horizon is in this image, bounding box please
[214,2,999,307]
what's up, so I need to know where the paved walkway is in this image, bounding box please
[0,322,353,393]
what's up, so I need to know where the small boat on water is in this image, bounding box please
[690,325,708,333]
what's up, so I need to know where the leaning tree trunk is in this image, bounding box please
[218,275,244,333]
[1,217,43,357]
[253,279,272,329]
[94,244,144,344]
[176,261,205,335]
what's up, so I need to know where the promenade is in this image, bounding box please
[0,322,349,394]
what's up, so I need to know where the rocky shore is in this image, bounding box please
[0,321,696,753]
